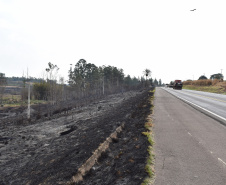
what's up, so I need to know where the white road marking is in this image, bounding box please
[163,89,226,169]
[165,89,226,122]
[218,158,226,166]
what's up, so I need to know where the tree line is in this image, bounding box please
[0,60,158,122]
[33,59,151,101]
[1,59,163,109]
[18,59,153,119]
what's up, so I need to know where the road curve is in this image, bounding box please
[154,87,226,185]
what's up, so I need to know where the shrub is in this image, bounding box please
[33,82,49,100]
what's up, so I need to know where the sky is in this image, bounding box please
[0,0,226,84]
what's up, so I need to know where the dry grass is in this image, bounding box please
[183,79,221,86]
[3,94,20,100]
[183,80,226,94]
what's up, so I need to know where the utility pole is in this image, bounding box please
[28,82,30,119]
[27,68,30,119]
[102,76,105,95]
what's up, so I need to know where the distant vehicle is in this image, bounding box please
[173,80,183,90]
[166,81,174,88]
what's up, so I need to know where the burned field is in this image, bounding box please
[0,88,154,185]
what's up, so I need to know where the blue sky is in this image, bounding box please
[1,0,226,83]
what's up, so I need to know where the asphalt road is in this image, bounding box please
[153,87,226,185]
[164,87,226,123]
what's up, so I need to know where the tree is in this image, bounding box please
[149,78,153,86]
[46,62,59,80]
[210,73,224,80]
[154,78,158,86]
[159,79,162,86]
[198,75,207,80]
[131,77,140,86]
[143,69,151,87]
[143,69,151,80]
[45,62,60,105]
[33,81,49,100]
[69,59,102,96]
[124,75,132,86]
[68,59,144,99]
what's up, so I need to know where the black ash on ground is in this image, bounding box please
[0,88,154,185]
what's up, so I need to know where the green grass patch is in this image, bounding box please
[142,89,155,185]
[142,131,154,147]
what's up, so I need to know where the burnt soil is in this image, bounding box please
[0,88,154,185]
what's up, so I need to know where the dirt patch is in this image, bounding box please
[0,88,154,185]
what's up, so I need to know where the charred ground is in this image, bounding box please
[0,88,154,185]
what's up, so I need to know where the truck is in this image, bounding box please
[173,80,183,90]
[166,80,183,89]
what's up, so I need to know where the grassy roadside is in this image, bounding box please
[183,80,226,94]
[183,85,226,94]
[1,94,46,107]
[142,89,155,185]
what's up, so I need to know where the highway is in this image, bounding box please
[164,87,226,124]
[153,87,226,185]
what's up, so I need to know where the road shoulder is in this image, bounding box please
[153,87,226,185]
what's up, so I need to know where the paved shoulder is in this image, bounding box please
[153,87,226,185]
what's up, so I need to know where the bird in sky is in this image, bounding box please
[190,9,196,11]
